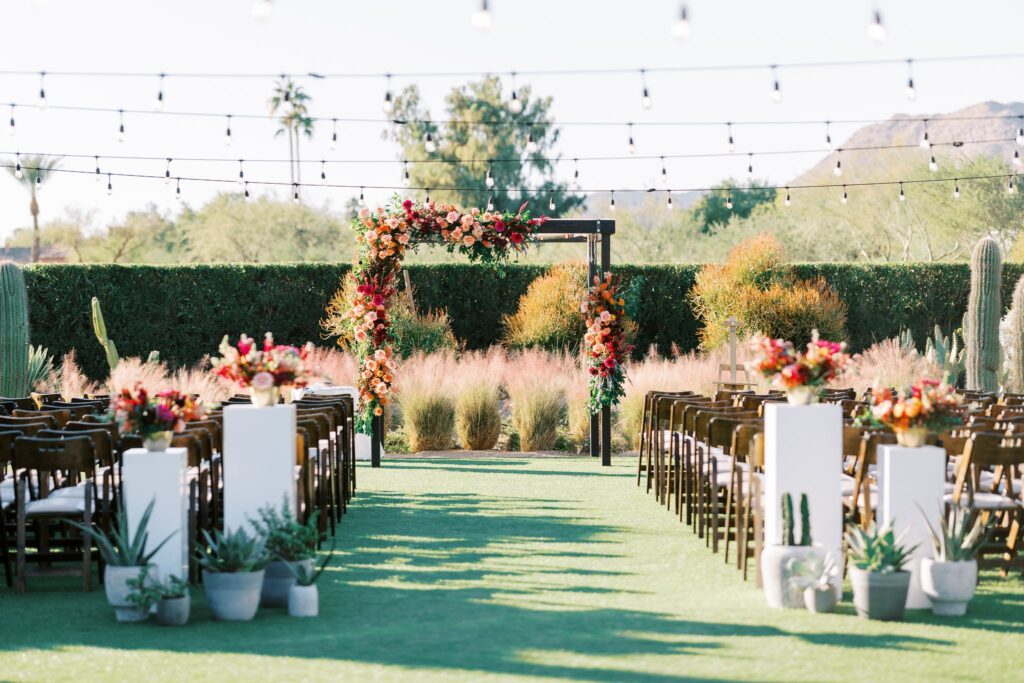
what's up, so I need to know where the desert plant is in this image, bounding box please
[787,554,838,592]
[842,337,940,396]
[56,350,101,400]
[1004,276,1024,393]
[105,356,169,395]
[250,502,318,562]
[69,499,174,567]
[0,262,30,397]
[926,324,966,387]
[964,236,1002,392]
[780,493,811,546]
[565,367,592,452]
[27,344,53,392]
[127,569,189,610]
[799,493,812,546]
[289,541,335,586]
[395,352,456,451]
[305,346,357,386]
[505,349,567,451]
[456,380,502,450]
[170,360,232,405]
[845,522,918,574]
[195,527,269,573]
[502,262,587,352]
[917,505,993,562]
[92,296,120,371]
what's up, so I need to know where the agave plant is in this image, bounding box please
[27,345,54,391]
[845,521,918,574]
[69,499,174,567]
[288,539,336,586]
[787,554,838,592]
[925,324,965,386]
[195,527,269,573]
[917,505,993,562]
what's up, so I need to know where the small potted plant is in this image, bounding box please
[110,384,206,451]
[762,493,819,608]
[845,521,918,621]
[862,379,963,447]
[918,505,993,616]
[287,542,335,618]
[195,527,270,621]
[787,554,839,613]
[749,331,849,405]
[70,499,173,622]
[126,569,191,626]
[250,502,319,608]
[211,333,314,407]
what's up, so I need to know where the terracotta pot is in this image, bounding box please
[895,427,929,448]
[920,558,977,616]
[850,567,911,621]
[786,386,819,406]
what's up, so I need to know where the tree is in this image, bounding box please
[691,179,777,234]
[5,154,63,262]
[387,77,582,216]
[268,78,314,189]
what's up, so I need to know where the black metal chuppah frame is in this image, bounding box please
[371,218,616,467]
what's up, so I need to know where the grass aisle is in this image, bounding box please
[1,456,1021,682]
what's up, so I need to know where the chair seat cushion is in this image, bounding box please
[25,496,90,516]
[0,479,13,508]
[944,492,1019,510]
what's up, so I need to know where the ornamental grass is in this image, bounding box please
[841,337,940,396]
[395,352,456,452]
[55,350,100,401]
[454,350,504,450]
[505,349,568,451]
[565,365,591,452]
[306,346,358,386]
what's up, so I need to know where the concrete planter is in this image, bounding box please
[203,569,264,621]
[105,565,156,622]
[761,545,818,608]
[850,567,911,621]
[157,595,190,626]
[261,559,313,608]
[288,584,319,617]
[803,586,838,613]
[920,558,977,616]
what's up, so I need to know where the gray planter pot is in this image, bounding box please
[850,567,911,621]
[803,586,837,613]
[761,545,819,608]
[262,559,313,608]
[203,569,264,621]
[288,583,319,617]
[157,595,190,626]
[105,564,157,622]
[920,558,977,616]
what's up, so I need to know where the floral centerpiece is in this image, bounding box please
[863,379,964,447]
[749,331,849,405]
[211,332,314,407]
[112,385,206,451]
[346,197,544,432]
[582,272,636,413]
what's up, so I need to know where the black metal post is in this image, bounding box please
[587,234,600,459]
[371,414,382,467]
[600,227,612,466]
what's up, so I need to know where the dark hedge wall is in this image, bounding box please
[21,261,1022,379]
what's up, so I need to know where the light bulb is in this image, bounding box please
[7,114,14,137]
[825,123,833,149]
[770,79,782,103]
[784,189,791,207]
[359,187,365,206]
[321,161,327,186]
[572,160,580,190]
[424,132,436,153]
[548,194,556,211]
[1010,177,1017,195]
[95,157,101,182]
[628,136,636,154]
[486,166,495,188]
[155,76,165,111]
[425,190,431,205]
[509,90,522,114]
[841,187,848,205]
[1017,126,1024,146]
[252,0,272,20]
[666,192,673,210]
[382,91,394,114]
[727,124,736,153]
[906,77,916,100]
[920,129,930,149]
[609,192,616,211]
[747,158,754,178]
[293,186,301,204]
[929,156,938,172]
[641,87,652,110]
[725,193,733,210]
[107,174,113,195]
[118,110,126,143]
[176,178,182,201]
[14,156,23,180]
[244,182,250,199]
[868,10,886,44]
[834,159,842,176]
[471,0,492,30]
[165,159,172,185]
[225,118,232,146]
[1015,151,1022,169]
[486,194,494,212]
[526,132,538,153]
[671,5,690,39]
[899,184,906,201]
[238,160,245,186]
[403,162,410,186]
[330,120,338,151]
[953,182,960,199]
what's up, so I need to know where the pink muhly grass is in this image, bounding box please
[841,337,940,396]
[57,350,100,400]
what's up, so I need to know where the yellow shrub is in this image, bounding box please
[502,262,587,351]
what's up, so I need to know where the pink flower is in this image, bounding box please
[494,220,506,232]
[251,371,274,389]
[464,235,476,246]
[446,211,459,223]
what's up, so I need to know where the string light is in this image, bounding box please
[252,0,272,20]
[94,155,101,182]
[868,9,886,44]
[424,132,436,153]
[164,158,172,184]
[485,163,495,188]
[224,115,232,146]
[509,72,523,114]
[841,185,848,204]
[747,153,754,178]
[244,180,250,199]
[155,73,165,111]
[666,191,673,210]
[330,118,338,151]
[1014,150,1022,169]
[8,105,15,137]
[905,60,916,100]
[526,131,538,154]
[486,194,494,212]
[175,177,182,201]
[726,122,736,153]
[899,182,906,201]
[671,4,691,39]
[920,120,930,148]
[660,156,668,187]
[548,193,556,211]
[382,74,394,114]
[293,183,300,203]
[627,123,636,154]
[929,155,938,172]
[359,186,365,206]
[784,187,791,206]
[117,109,126,143]
[1010,176,1017,194]
[834,152,842,176]
[320,160,327,185]
[953,179,960,199]
[38,71,47,110]
[573,158,580,189]
[609,190,616,211]
[1017,117,1024,146]
[238,159,245,186]
[471,0,492,30]
[403,160,410,186]
[769,65,782,103]
[424,187,430,204]
[107,173,113,195]
[640,70,652,110]
[725,191,733,210]
[14,153,22,179]
[825,121,833,149]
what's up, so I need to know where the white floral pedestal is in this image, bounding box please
[123,446,189,581]
[223,404,297,532]
[878,444,945,609]
[763,403,844,596]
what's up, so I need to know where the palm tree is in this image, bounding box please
[5,155,62,262]
[268,79,314,192]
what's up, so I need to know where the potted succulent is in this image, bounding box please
[70,499,173,622]
[250,502,319,608]
[287,542,335,618]
[845,521,918,621]
[126,569,191,626]
[787,554,839,613]
[918,505,993,616]
[762,493,819,608]
[749,331,849,405]
[195,527,270,621]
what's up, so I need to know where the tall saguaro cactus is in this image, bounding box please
[965,237,1003,392]
[1008,276,1024,393]
[91,296,120,371]
[0,262,31,397]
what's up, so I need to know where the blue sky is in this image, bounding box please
[1,0,1022,239]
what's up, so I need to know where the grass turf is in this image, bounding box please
[1,456,1022,682]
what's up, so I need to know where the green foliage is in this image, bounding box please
[195,527,270,573]
[26,344,53,391]
[384,429,411,454]
[126,568,189,609]
[845,522,918,574]
[456,381,502,450]
[925,324,965,386]
[917,505,993,562]
[250,501,318,562]
[0,262,30,396]
[388,297,459,359]
[289,540,335,586]
[68,498,174,567]
[91,296,119,370]
[799,494,812,547]
[691,179,777,234]
[781,493,795,546]
[965,237,1003,391]
[502,262,587,351]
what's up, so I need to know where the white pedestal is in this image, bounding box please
[123,447,189,582]
[300,384,383,461]
[763,403,844,589]
[879,444,946,609]
[223,404,297,534]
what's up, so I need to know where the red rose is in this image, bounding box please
[509,232,524,244]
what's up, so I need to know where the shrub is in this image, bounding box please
[504,349,568,451]
[690,234,847,349]
[502,262,587,352]
[395,352,456,451]
[454,349,504,450]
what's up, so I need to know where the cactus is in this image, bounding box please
[1008,276,1024,393]
[0,262,31,397]
[965,237,1002,392]
[781,493,795,546]
[799,493,812,546]
[146,350,160,364]
[925,324,965,387]
[91,296,120,370]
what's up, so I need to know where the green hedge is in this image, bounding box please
[21,261,1023,379]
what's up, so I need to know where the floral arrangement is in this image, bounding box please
[582,272,635,413]
[864,379,964,432]
[750,331,850,390]
[111,385,206,439]
[347,197,544,431]
[211,332,314,390]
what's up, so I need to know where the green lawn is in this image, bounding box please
[2,456,1022,682]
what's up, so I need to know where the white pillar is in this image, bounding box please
[879,444,946,609]
[223,404,297,534]
[763,403,844,589]
[123,447,189,581]
[299,385,382,461]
